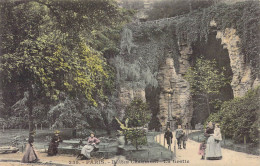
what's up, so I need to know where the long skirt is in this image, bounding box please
[21,144,39,163]
[81,144,94,159]
[48,142,59,156]
[205,136,222,160]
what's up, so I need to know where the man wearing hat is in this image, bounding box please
[21,130,39,163]
[47,130,62,156]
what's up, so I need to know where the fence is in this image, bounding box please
[154,132,176,160]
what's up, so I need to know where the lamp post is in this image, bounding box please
[167,80,175,130]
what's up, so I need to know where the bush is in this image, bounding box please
[206,86,260,144]
[116,118,147,150]
[124,97,151,127]
[124,128,147,150]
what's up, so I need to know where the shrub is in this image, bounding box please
[124,97,151,127]
[206,86,260,144]
[116,118,147,150]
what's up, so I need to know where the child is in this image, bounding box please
[198,140,206,160]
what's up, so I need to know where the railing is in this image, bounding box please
[153,132,176,160]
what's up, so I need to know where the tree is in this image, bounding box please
[184,57,229,115]
[207,86,259,144]
[116,118,147,150]
[124,97,151,127]
[0,0,130,137]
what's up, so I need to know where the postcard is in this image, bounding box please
[0,0,259,166]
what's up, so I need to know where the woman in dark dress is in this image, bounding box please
[21,131,39,163]
[48,130,62,156]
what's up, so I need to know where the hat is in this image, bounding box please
[207,121,214,129]
[54,130,60,134]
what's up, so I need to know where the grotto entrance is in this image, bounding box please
[189,31,234,128]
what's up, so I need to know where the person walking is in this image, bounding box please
[182,130,188,149]
[175,125,184,149]
[205,122,222,160]
[164,127,173,150]
[21,130,39,163]
[47,130,62,156]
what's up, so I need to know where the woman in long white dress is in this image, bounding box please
[205,123,222,160]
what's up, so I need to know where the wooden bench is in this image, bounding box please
[0,146,19,154]
[58,140,110,158]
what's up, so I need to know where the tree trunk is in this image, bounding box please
[135,138,138,150]
[27,86,34,137]
[205,94,211,115]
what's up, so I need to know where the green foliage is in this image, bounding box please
[185,57,229,114]
[120,28,137,54]
[0,0,133,102]
[206,86,260,144]
[147,0,215,21]
[0,0,133,130]
[176,1,260,72]
[124,98,151,127]
[116,118,147,150]
[185,57,229,95]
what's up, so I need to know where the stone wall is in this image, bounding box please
[216,28,259,97]
[118,86,146,119]
[157,58,193,130]
[0,88,3,116]
[116,16,259,130]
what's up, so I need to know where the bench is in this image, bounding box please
[58,140,110,158]
[0,146,19,154]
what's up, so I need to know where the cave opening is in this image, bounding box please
[145,85,161,131]
[190,30,234,128]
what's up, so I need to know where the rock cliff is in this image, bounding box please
[116,1,259,129]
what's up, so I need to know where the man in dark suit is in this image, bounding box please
[164,127,173,149]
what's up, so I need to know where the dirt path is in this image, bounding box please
[155,132,260,166]
[1,131,259,166]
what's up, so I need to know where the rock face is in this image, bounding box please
[0,89,3,115]
[119,87,146,106]
[118,87,146,119]
[216,28,259,97]
[157,58,193,130]
[116,16,259,130]
[178,42,192,75]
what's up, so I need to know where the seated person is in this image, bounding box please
[47,130,62,156]
[78,133,100,160]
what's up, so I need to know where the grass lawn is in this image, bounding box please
[124,132,174,162]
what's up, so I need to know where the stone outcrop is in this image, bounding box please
[178,42,192,75]
[116,16,259,130]
[118,87,146,119]
[216,28,258,97]
[119,87,146,106]
[0,89,3,115]
[157,58,193,130]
